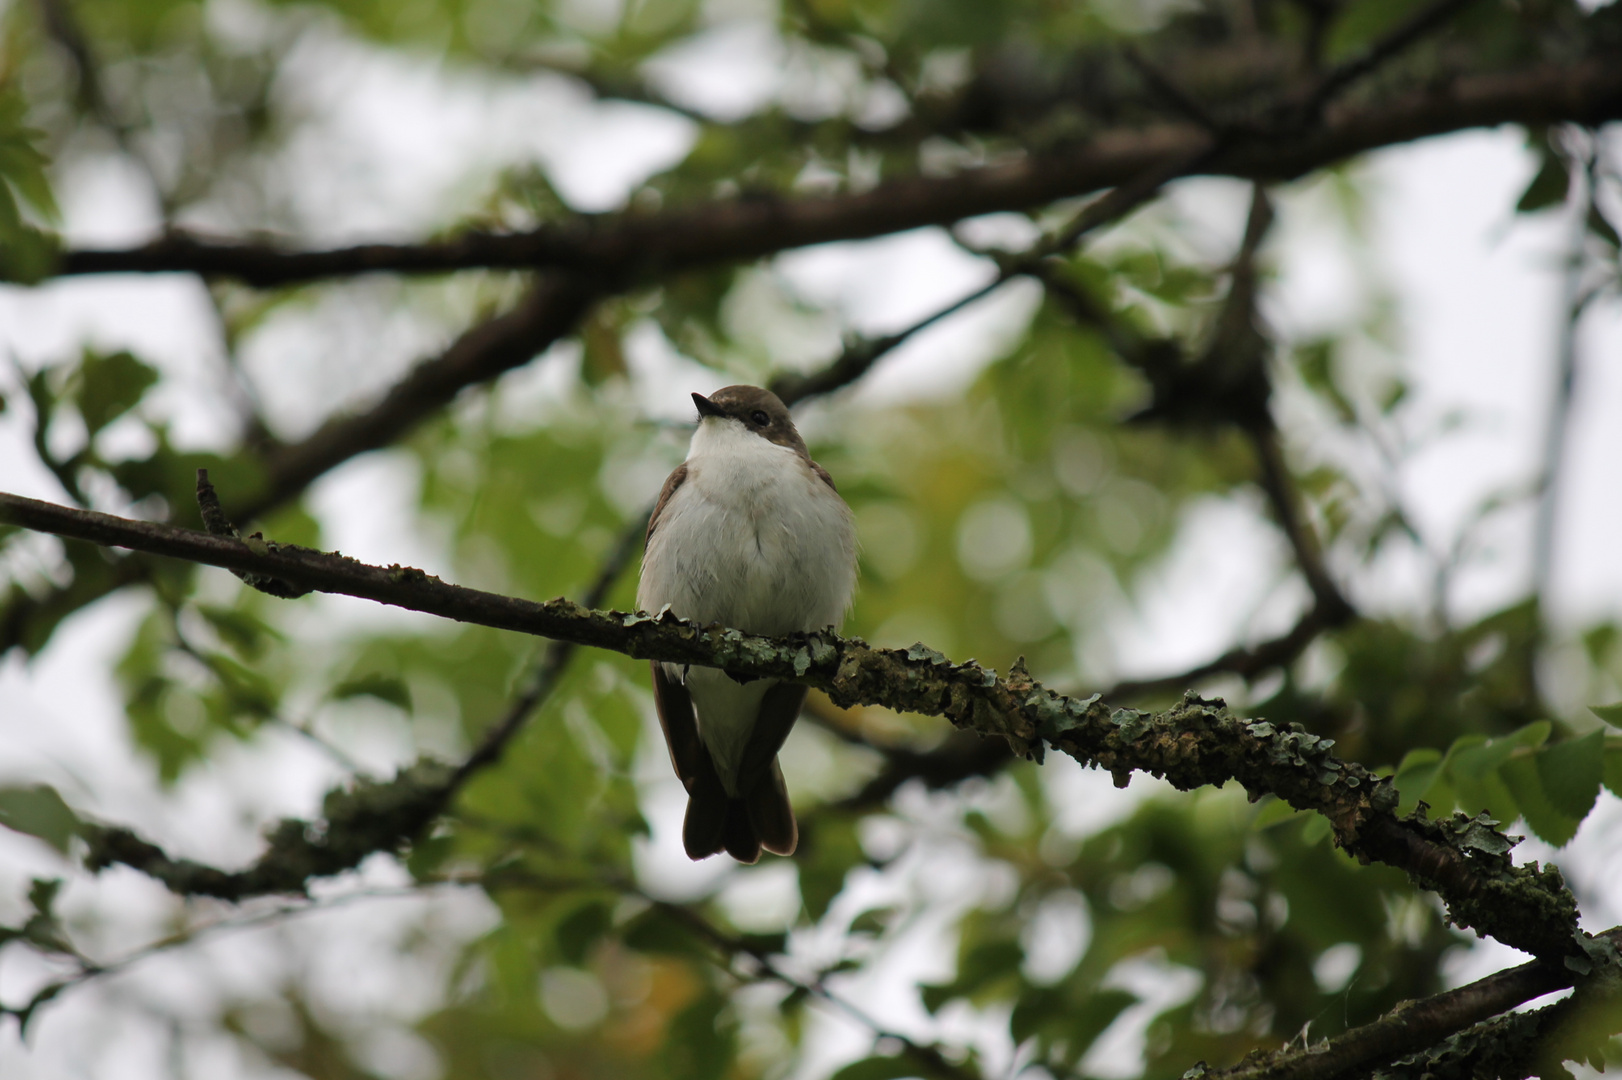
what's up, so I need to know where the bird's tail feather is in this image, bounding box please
[683,762,797,864]
[745,758,797,857]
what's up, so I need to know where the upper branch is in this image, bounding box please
[242,272,595,520]
[45,56,1622,287]
[0,487,1585,961]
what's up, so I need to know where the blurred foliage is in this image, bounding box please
[0,85,58,281]
[4,0,1622,1078]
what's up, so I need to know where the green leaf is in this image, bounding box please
[554,900,612,965]
[332,674,413,712]
[621,906,706,959]
[1535,730,1605,822]
[1065,988,1138,1064]
[1451,722,1549,779]
[827,1055,920,1080]
[799,817,861,922]
[1252,796,1305,829]
[76,350,159,436]
[1603,745,1622,799]
[1590,703,1622,729]
[0,86,59,282]
[1516,151,1570,213]
[665,986,736,1080]
[0,785,81,854]
[1500,754,1581,848]
[195,605,282,657]
[1392,747,1443,813]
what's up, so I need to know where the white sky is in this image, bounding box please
[2,9,1622,1079]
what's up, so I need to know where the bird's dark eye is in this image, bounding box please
[750,410,770,426]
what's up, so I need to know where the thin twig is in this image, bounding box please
[1299,0,1484,121]
[771,138,1219,405]
[0,883,446,1028]
[1123,44,1224,133]
[1531,140,1595,609]
[450,507,650,785]
[632,891,981,1080]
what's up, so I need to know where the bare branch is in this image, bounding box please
[1204,927,1621,1080]
[44,56,1622,286]
[451,506,649,783]
[1299,0,1485,122]
[772,138,1217,405]
[241,273,597,520]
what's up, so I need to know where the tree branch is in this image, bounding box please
[1202,928,1621,1080]
[0,487,1586,961]
[0,272,597,654]
[1297,0,1485,122]
[770,138,1216,405]
[43,56,1622,286]
[242,273,597,520]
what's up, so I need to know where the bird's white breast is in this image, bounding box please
[637,419,856,636]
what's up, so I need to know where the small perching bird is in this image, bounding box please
[637,386,858,862]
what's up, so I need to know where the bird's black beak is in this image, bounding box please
[692,393,727,420]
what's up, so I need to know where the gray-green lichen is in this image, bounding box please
[83,758,456,900]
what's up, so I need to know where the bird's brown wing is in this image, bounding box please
[651,662,704,788]
[810,460,838,493]
[645,462,688,544]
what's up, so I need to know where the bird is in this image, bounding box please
[637,385,857,863]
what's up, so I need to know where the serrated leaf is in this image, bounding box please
[1451,721,1549,779]
[0,785,81,854]
[1535,730,1605,822]
[1603,745,1622,799]
[332,674,413,712]
[0,86,59,282]
[1500,755,1579,847]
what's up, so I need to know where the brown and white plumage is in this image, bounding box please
[638,386,857,862]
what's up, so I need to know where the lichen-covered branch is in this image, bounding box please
[79,761,454,901]
[0,487,1587,961]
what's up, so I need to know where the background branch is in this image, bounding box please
[41,57,1622,286]
[1205,927,1620,1080]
